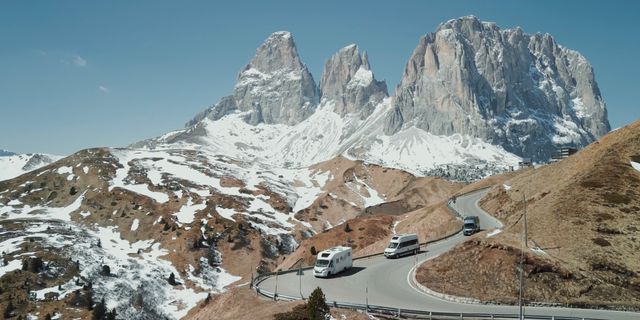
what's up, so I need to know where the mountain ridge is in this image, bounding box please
[134,16,609,180]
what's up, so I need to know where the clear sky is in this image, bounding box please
[1,0,638,155]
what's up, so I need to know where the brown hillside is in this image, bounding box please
[418,121,640,310]
[281,171,463,270]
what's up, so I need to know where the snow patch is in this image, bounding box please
[486,229,502,238]
[216,207,236,222]
[0,259,22,277]
[173,198,206,225]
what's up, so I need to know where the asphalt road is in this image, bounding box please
[257,189,639,319]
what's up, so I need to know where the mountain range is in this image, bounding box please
[135,15,609,180]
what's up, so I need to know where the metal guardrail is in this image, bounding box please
[254,284,605,320]
[252,186,609,320]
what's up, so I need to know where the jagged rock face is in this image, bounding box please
[198,31,319,126]
[385,16,610,161]
[22,153,54,171]
[320,45,388,117]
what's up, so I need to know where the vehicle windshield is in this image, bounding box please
[387,242,399,249]
[464,223,475,228]
[315,259,330,267]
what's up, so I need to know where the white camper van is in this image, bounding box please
[384,233,419,258]
[313,246,353,278]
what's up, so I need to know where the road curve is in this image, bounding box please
[257,189,638,320]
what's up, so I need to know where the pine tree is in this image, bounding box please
[92,298,107,319]
[87,292,94,310]
[343,222,352,233]
[310,246,317,256]
[306,287,329,320]
[3,300,16,318]
[45,313,52,320]
[168,272,177,285]
[101,265,111,276]
[106,309,117,320]
[134,292,143,308]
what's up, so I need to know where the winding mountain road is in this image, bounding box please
[257,189,638,319]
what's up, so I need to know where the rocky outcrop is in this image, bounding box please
[22,154,55,171]
[320,44,388,117]
[385,16,610,160]
[193,31,319,126]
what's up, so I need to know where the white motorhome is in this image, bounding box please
[384,233,419,258]
[313,246,353,278]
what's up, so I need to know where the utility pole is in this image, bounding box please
[297,262,304,299]
[365,285,369,314]
[523,193,528,249]
[518,193,527,320]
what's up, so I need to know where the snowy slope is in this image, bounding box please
[0,153,62,181]
[0,147,339,319]
[141,99,520,179]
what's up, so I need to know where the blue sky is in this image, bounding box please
[1,0,638,155]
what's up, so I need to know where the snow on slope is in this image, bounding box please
[0,153,63,181]
[0,189,239,319]
[145,99,521,178]
[107,148,327,235]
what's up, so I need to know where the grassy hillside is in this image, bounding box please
[417,121,640,310]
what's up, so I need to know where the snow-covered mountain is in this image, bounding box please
[136,17,609,177]
[0,151,62,181]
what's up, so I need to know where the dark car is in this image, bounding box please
[463,216,480,236]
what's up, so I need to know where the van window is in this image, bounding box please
[388,242,399,249]
[321,253,330,257]
[315,259,330,267]
[398,239,418,248]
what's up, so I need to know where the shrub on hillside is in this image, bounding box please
[273,287,329,320]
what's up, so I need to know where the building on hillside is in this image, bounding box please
[518,158,533,168]
[551,147,578,162]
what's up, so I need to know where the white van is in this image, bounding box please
[384,233,419,258]
[313,246,353,278]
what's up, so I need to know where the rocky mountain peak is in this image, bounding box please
[181,31,320,127]
[247,31,303,73]
[320,44,388,117]
[385,16,610,161]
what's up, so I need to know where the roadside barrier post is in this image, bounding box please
[365,286,369,314]
[297,265,304,299]
[274,271,279,300]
